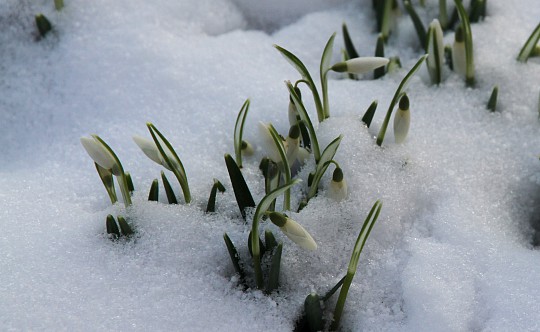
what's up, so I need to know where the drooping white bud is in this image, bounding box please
[80,136,118,174]
[258,122,282,163]
[327,167,348,201]
[331,57,390,74]
[133,135,179,171]
[269,212,317,250]
[393,94,410,144]
[452,25,467,78]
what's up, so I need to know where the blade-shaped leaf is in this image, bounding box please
[266,242,283,293]
[117,216,134,236]
[362,100,378,128]
[342,22,359,59]
[320,33,337,119]
[148,179,159,202]
[404,0,427,50]
[517,22,540,62]
[161,171,177,204]
[223,233,245,280]
[268,124,292,210]
[206,179,225,213]
[234,99,250,167]
[308,135,343,200]
[224,154,255,220]
[95,163,118,204]
[454,0,475,86]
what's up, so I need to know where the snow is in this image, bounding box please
[1,0,540,331]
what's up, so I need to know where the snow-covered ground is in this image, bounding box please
[1,0,540,330]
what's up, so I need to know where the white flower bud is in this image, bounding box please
[258,122,282,163]
[269,212,317,250]
[331,57,389,74]
[327,167,348,201]
[133,135,178,171]
[393,94,410,144]
[452,26,467,78]
[80,136,119,175]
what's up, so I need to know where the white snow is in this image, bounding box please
[1,0,540,331]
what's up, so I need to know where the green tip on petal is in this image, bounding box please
[399,94,410,111]
[288,124,300,140]
[269,212,288,227]
[455,25,464,42]
[332,167,344,182]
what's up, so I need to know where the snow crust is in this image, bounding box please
[1,0,540,330]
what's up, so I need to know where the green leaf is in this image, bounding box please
[161,171,178,204]
[265,229,278,252]
[106,215,120,238]
[376,55,427,146]
[147,123,191,203]
[286,82,321,162]
[54,0,64,10]
[95,163,118,204]
[321,275,346,302]
[320,33,337,119]
[362,100,378,128]
[206,179,225,213]
[303,293,324,332]
[487,85,498,112]
[125,172,135,193]
[148,179,159,202]
[374,34,386,79]
[224,154,255,220]
[381,0,393,41]
[266,242,283,293]
[35,14,52,38]
[267,124,292,210]
[223,233,245,280]
[274,45,324,122]
[404,0,427,50]
[454,0,475,86]
[439,0,448,29]
[426,21,443,85]
[330,200,382,331]
[307,135,343,200]
[234,99,250,167]
[517,22,540,62]
[342,22,359,59]
[251,179,301,289]
[117,216,134,236]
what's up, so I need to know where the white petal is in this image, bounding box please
[452,41,467,77]
[393,108,410,144]
[80,136,117,170]
[258,122,281,163]
[133,135,163,166]
[328,179,348,201]
[280,218,317,250]
[346,57,389,74]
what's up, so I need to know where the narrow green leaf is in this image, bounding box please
[330,200,382,331]
[161,171,178,204]
[224,154,255,220]
[517,22,540,62]
[286,82,321,162]
[147,123,191,203]
[106,215,120,238]
[125,172,134,193]
[342,22,359,59]
[487,85,498,112]
[439,0,448,29]
[223,233,245,280]
[117,216,133,236]
[374,34,386,79]
[35,14,52,38]
[304,293,324,332]
[274,45,324,122]
[320,33,337,119]
[321,275,346,302]
[377,55,427,146]
[234,99,250,167]
[248,230,266,258]
[267,124,292,210]
[265,229,278,252]
[298,120,311,150]
[308,135,343,200]
[468,0,484,23]
[362,100,378,128]
[95,163,118,204]
[404,0,427,50]
[206,179,225,213]
[381,0,393,41]
[266,243,283,293]
[54,0,64,11]
[454,0,475,86]
[148,179,159,202]
[252,179,301,289]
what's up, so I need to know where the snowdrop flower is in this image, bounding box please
[269,212,317,250]
[258,122,282,163]
[80,135,120,175]
[393,94,410,144]
[427,19,444,84]
[452,25,467,78]
[133,135,178,171]
[327,167,348,201]
[331,57,389,74]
